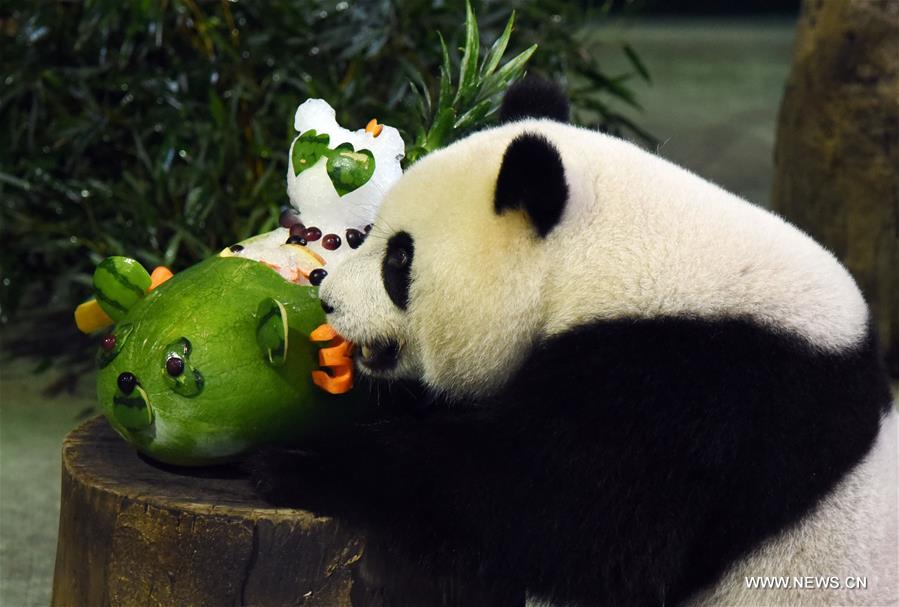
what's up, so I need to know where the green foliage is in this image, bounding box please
[406,4,537,163]
[0,0,650,323]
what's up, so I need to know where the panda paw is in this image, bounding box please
[244,447,339,509]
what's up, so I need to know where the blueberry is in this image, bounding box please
[165,356,184,377]
[279,208,300,228]
[101,334,116,352]
[117,372,137,395]
[346,228,365,249]
[322,233,341,250]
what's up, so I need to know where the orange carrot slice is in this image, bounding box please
[312,367,353,394]
[365,119,383,137]
[310,324,338,341]
[319,341,351,366]
[148,266,174,291]
[309,323,354,393]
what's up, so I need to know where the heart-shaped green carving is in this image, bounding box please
[326,142,375,196]
[292,130,331,177]
[291,130,376,197]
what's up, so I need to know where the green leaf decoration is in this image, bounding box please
[291,129,331,177]
[292,131,375,196]
[256,298,289,366]
[93,257,151,321]
[326,143,376,196]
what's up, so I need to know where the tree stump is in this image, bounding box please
[772,0,899,373]
[51,417,507,607]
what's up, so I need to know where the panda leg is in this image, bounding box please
[247,408,502,520]
[246,411,524,602]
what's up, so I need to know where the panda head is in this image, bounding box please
[319,76,870,400]
[318,79,574,399]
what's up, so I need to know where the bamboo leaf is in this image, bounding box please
[209,90,226,127]
[0,172,32,191]
[481,44,537,99]
[623,43,651,83]
[480,11,515,79]
[409,80,430,124]
[574,64,644,111]
[436,32,453,114]
[163,231,183,266]
[454,0,480,106]
[454,98,493,130]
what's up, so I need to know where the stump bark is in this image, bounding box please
[772,0,899,372]
[51,417,507,607]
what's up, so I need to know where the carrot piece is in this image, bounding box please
[321,361,352,376]
[311,367,353,394]
[319,342,351,366]
[310,323,354,393]
[310,324,338,341]
[148,266,174,291]
[365,119,383,137]
[321,356,353,373]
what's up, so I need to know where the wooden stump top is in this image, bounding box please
[57,415,311,521]
[52,417,501,607]
[52,416,370,607]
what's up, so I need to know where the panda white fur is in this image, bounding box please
[254,79,897,606]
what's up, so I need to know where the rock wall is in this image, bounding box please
[772,0,899,373]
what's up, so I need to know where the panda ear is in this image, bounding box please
[494,133,568,238]
[499,77,570,123]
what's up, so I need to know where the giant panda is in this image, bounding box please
[253,79,898,606]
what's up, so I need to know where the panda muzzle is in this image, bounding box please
[358,339,401,372]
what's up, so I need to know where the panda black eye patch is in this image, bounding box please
[382,231,414,310]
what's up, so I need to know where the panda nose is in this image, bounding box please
[320,298,335,314]
[117,372,137,395]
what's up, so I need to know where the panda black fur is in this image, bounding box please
[252,80,898,606]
